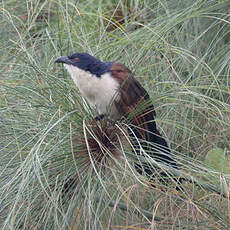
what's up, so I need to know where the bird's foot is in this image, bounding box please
[95,114,105,121]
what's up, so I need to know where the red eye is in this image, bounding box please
[74,57,78,62]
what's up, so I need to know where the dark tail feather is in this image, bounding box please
[145,121,177,168]
[129,107,178,179]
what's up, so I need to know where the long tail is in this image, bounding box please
[129,105,178,178]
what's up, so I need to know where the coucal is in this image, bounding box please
[55,52,177,179]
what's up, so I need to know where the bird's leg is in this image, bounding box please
[95,114,105,121]
[94,114,118,131]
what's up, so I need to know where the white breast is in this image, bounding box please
[64,64,120,118]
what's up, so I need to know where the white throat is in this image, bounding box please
[64,64,120,118]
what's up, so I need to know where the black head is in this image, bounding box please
[55,52,113,77]
[55,53,98,70]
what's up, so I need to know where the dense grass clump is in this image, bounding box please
[1,0,230,229]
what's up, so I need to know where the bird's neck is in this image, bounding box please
[88,61,113,77]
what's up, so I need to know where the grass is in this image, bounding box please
[1,0,230,229]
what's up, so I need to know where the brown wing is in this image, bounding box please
[110,62,156,140]
[110,62,176,170]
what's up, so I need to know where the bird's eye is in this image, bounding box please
[73,57,79,62]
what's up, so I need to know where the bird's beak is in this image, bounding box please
[54,56,73,65]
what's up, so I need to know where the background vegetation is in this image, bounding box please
[1,0,230,229]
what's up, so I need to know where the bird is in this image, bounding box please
[55,52,177,180]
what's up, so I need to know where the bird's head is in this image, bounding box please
[55,52,113,77]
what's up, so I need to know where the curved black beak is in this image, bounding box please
[54,56,73,65]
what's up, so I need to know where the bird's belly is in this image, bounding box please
[84,87,120,119]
